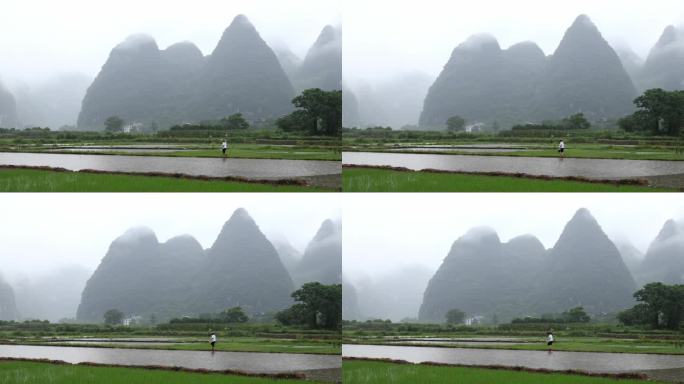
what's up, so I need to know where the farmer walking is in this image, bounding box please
[558,140,565,157]
[547,331,554,352]
[221,139,228,157]
[210,333,217,352]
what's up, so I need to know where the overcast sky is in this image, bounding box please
[343,194,684,284]
[1,0,340,86]
[0,194,340,283]
[344,0,684,87]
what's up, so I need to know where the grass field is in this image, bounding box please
[0,168,328,192]
[36,338,340,355]
[345,338,684,355]
[6,143,340,161]
[343,167,669,192]
[343,360,661,384]
[0,361,308,384]
[358,143,684,161]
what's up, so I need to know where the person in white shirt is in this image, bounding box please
[210,333,217,352]
[547,332,554,351]
[558,140,565,157]
[221,140,228,157]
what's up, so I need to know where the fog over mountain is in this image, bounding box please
[638,220,684,285]
[343,195,684,322]
[13,266,92,322]
[291,25,342,92]
[419,209,636,323]
[78,15,296,130]
[354,72,433,129]
[350,265,433,322]
[0,275,19,321]
[0,81,18,128]
[77,208,342,322]
[0,195,340,322]
[13,73,92,129]
[419,15,637,129]
[292,219,342,287]
[637,25,684,92]
[1,0,339,129]
[345,0,684,129]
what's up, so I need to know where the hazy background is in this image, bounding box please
[343,0,684,128]
[0,194,341,283]
[343,193,683,288]
[2,0,340,85]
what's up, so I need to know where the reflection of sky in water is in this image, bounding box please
[343,344,684,372]
[344,152,684,178]
[0,344,340,373]
[0,152,340,179]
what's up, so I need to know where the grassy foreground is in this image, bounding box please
[0,361,307,384]
[343,167,669,192]
[343,360,660,384]
[0,168,327,192]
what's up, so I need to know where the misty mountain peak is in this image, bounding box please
[508,41,544,55]
[313,219,337,241]
[507,234,545,252]
[564,208,601,230]
[459,226,500,244]
[656,25,679,48]
[458,33,500,52]
[656,219,680,242]
[115,34,158,52]
[226,14,257,34]
[315,25,340,46]
[164,234,203,249]
[231,207,252,221]
[164,41,204,58]
[116,226,158,244]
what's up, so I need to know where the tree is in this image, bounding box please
[277,89,341,136]
[617,283,684,329]
[220,113,250,130]
[103,309,124,325]
[618,89,684,135]
[561,306,590,323]
[219,306,248,323]
[275,282,342,329]
[445,309,466,324]
[276,110,314,133]
[560,113,591,130]
[617,304,651,326]
[104,116,124,133]
[446,116,466,132]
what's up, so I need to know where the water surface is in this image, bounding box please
[0,344,340,374]
[343,344,684,373]
[343,152,684,179]
[0,152,340,179]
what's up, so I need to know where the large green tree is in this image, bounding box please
[276,282,341,329]
[277,89,341,136]
[445,308,466,324]
[446,116,466,132]
[219,306,248,323]
[103,309,124,325]
[559,113,591,130]
[104,116,124,133]
[220,113,250,130]
[618,89,684,135]
[618,283,684,329]
[560,306,590,323]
